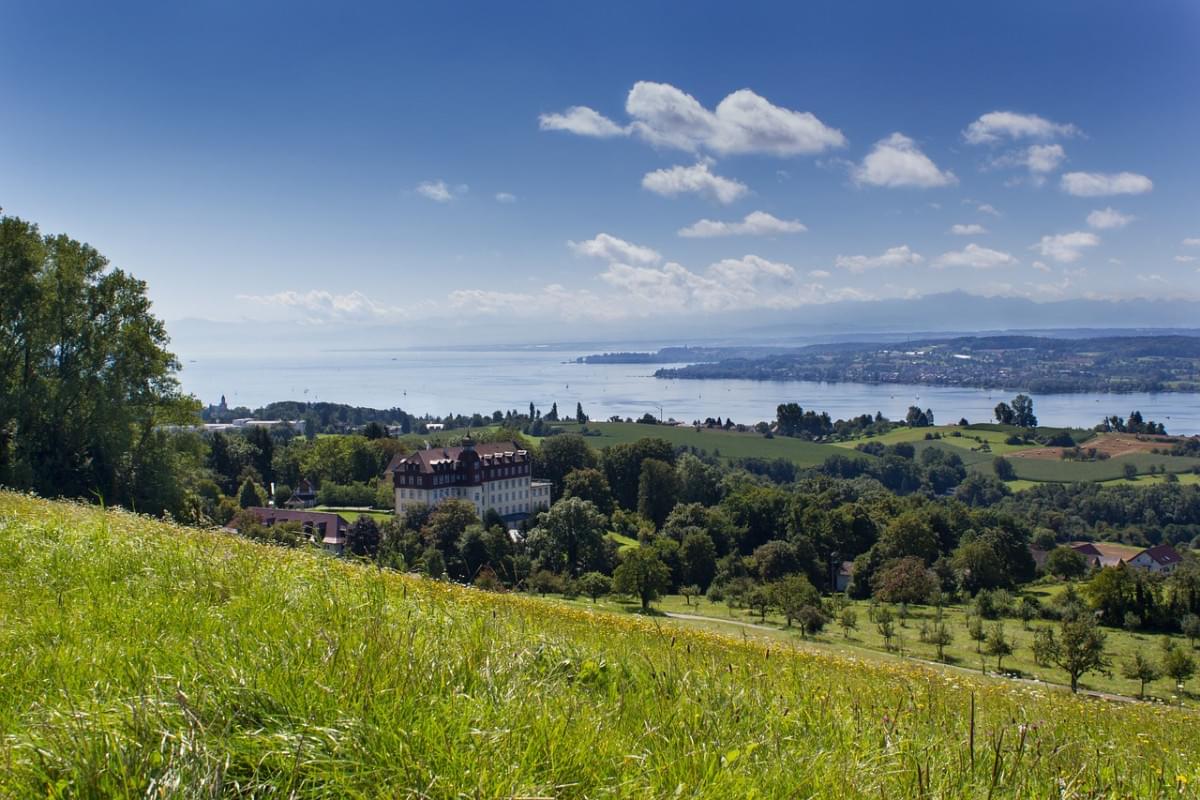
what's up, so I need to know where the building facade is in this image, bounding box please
[389,437,552,520]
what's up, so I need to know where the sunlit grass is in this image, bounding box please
[2,491,1199,798]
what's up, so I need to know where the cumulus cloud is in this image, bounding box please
[1032,261,1051,272]
[1176,255,1198,263]
[976,203,1001,216]
[567,233,661,265]
[495,192,517,203]
[1183,238,1200,247]
[678,210,806,238]
[950,223,987,236]
[988,143,1067,176]
[835,245,924,273]
[1024,144,1067,173]
[933,244,1018,270]
[963,111,1080,145]
[597,254,864,314]
[853,133,956,188]
[642,161,748,203]
[1033,231,1100,263]
[415,180,459,202]
[236,290,401,322]
[538,106,627,137]
[1086,207,1133,230]
[1060,171,1153,196]
[808,269,831,278]
[540,81,846,157]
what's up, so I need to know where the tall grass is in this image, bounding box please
[1,491,1198,798]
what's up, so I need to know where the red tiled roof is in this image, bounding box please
[390,441,528,474]
[1142,543,1182,565]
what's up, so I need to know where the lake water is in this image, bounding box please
[179,347,1200,435]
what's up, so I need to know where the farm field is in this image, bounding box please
[834,423,1056,456]
[557,590,1200,703]
[977,451,1200,483]
[545,421,846,467]
[3,492,1198,798]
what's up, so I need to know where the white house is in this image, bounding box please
[388,435,552,521]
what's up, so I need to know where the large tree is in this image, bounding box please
[530,497,608,576]
[537,434,596,499]
[0,216,196,513]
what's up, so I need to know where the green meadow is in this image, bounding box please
[549,421,845,467]
[2,492,1200,798]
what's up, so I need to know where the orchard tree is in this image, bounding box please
[613,547,671,611]
[1162,641,1196,698]
[1047,616,1110,693]
[838,607,858,638]
[1121,652,1162,698]
[770,575,821,628]
[577,571,611,603]
[984,623,1014,670]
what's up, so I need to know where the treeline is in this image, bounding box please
[0,216,198,514]
[279,430,1200,643]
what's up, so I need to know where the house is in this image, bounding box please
[387,434,552,521]
[1070,541,1183,574]
[835,561,854,593]
[284,478,317,509]
[242,507,348,554]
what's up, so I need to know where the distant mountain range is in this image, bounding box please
[168,291,1200,357]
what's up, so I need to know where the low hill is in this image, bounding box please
[1,493,1197,797]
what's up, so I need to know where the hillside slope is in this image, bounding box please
[0,493,1197,798]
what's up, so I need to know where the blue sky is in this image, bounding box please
[2,1,1198,341]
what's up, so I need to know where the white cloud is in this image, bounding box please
[835,245,924,273]
[1033,231,1100,263]
[989,143,1067,176]
[1183,238,1200,247]
[625,82,846,155]
[495,192,517,203]
[808,269,831,279]
[933,243,1018,270]
[596,254,867,314]
[236,290,400,322]
[1024,144,1067,173]
[642,161,748,204]
[853,133,956,188]
[567,233,661,265]
[1060,171,1153,197]
[540,82,846,157]
[538,106,626,137]
[963,111,1080,145]
[1086,207,1132,230]
[976,203,1001,216]
[950,223,987,236]
[1032,261,1051,272]
[678,210,806,238]
[1176,255,1198,263]
[416,180,457,202]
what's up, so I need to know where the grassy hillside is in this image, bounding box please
[2,493,1199,798]
[547,421,844,467]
